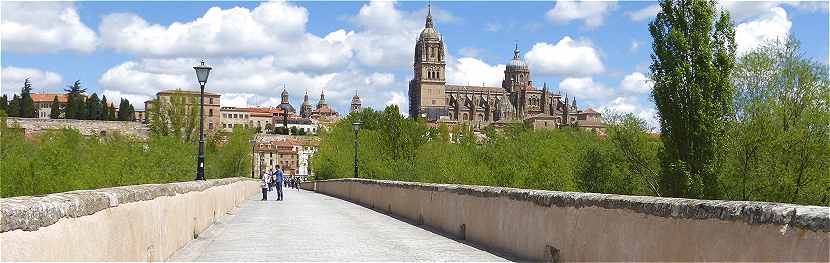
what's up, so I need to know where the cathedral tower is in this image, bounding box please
[300,89,312,118]
[409,4,447,120]
[350,90,362,114]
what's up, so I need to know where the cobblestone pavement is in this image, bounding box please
[168,188,508,262]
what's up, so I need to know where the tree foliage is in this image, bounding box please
[64,80,86,119]
[722,38,830,205]
[649,0,737,198]
[0,118,253,198]
[49,96,62,119]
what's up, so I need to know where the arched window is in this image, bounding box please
[209,109,213,117]
[462,113,469,120]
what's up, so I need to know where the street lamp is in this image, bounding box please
[194,59,212,181]
[250,138,257,178]
[352,121,362,178]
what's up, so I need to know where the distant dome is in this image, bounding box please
[351,94,361,104]
[506,45,528,71]
[419,27,440,40]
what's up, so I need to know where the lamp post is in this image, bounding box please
[352,121,362,178]
[194,60,212,181]
[250,138,257,178]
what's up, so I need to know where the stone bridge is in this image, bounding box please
[1,178,827,261]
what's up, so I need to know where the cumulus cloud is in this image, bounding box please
[1,67,65,96]
[1,2,97,53]
[620,72,653,95]
[97,57,405,112]
[525,36,604,77]
[445,57,506,87]
[546,0,617,29]
[602,96,659,129]
[558,77,614,100]
[627,4,660,22]
[99,1,308,57]
[735,7,791,55]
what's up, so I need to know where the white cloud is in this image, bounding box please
[602,96,659,129]
[525,36,604,77]
[620,72,653,95]
[558,77,614,100]
[99,1,308,57]
[97,57,405,113]
[445,57,506,87]
[546,0,617,29]
[1,67,64,96]
[627,4,660,22]
[735,7,791,55]
[1,2,97,53]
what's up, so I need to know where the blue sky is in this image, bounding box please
[2,1,828,127]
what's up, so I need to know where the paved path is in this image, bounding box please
[169,188,508,261]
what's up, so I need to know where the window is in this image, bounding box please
[208,122,214,129]
[209,109,213,117]
[209,98,213,104]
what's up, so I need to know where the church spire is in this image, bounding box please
[425,3,433,28]
[513,41,520,60]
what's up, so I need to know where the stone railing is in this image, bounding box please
[5,117,149,137]
[303,179,829,261]
[0,178,259,261]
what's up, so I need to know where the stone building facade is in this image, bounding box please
[145,89,221,131]
[408,6,602,130]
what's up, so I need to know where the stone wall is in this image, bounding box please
[5,117,149,138]
[305,179,829,261]
[0,178,260,261]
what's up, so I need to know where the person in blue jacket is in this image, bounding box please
[275,165,284,201]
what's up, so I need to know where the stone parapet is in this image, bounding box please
[310,178,829,261]
[0,177,260,261]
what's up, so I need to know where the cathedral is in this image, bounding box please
[408,6,602,131]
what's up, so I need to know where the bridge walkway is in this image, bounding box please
[168,187,508,261]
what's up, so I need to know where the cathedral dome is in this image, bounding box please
[419,27,440,40]
[419,4,440,41]
[506,45,528,71]
[351,94,361,104]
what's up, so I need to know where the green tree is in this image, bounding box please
[49,96,62,119]
[101,96,110,121]
[64,80,86,119]
[118,98,130,121]
[723,38,830,205]
[19,78,36,118]
[147,95,199,141]
[649,0,736,198]
[7,95,21,117]
[0,95,8,113]
[85,93,102,120]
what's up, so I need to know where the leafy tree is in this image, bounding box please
[49,96,62,119]
[101,96,110,121]
[7,95,21,117]
[649,0,736,198]
[0,95,8,112]
[723,38,830,205]
[19,78,36,118]
[118,98,130,121]
[85,93,102,120]
[64,80,86,119]
[147,95,199,142]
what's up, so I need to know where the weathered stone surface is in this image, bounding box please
[5,117,149,138]
[0,178,253,233]
[321,178,829,232]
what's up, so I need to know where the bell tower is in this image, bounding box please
[409,4,447,120]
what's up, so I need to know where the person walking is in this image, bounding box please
[260,170,269,201]
[275,165,284,201]
[268,168,276,192]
